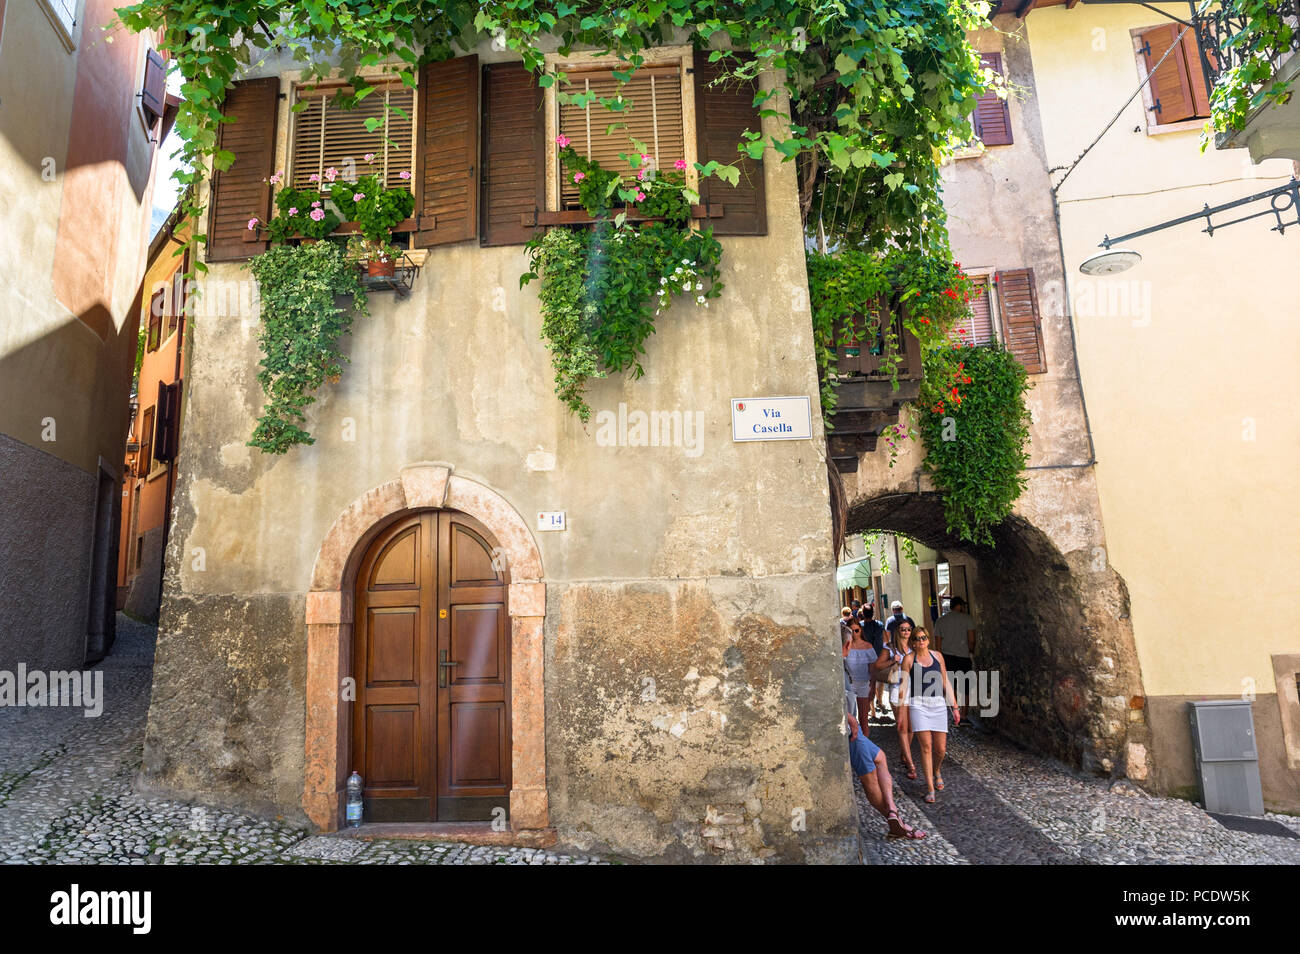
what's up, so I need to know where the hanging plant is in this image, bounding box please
[917,344,1031,546]
[522,139,722,420]
[247,242,368,454]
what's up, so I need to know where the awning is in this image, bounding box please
[836,558,872,589]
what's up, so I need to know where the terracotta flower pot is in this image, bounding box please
[367,257,396,278]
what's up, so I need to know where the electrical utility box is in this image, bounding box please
[1188,699,1265,816]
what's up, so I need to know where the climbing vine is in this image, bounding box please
[114,1,989,276]
[806,248,978,421]
[1203,0,1300,146]
[522,142,722,420]
[247,241,368,454]
[917,344,1031,547]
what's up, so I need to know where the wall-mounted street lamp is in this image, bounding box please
[1084,178,1300,274]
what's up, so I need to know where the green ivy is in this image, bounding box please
[917,345,1031,546]
[1203,0,1299,146]
[806,248,977,422]
[113,1,989,282]
[526,228,603,420]
[247,242,368,454]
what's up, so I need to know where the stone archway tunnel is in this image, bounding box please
[845,490,1151,781]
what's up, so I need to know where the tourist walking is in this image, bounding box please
[846,688,926,841]
[883,600,915,646]
[900,626,960,802]
[934,596,976,725]
[842,619,879,737]
[886,618,916,778]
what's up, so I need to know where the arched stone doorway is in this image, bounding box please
[845,491,1151,779]
[302,463,548,832]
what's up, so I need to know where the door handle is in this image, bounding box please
[438,650,459,688]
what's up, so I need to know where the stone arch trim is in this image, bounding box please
[302,463,548,831]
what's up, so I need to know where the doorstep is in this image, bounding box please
[334,822,558,849]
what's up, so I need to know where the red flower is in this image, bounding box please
[943,288,959,300]
[950,386,959,397]
[919,317,931,325]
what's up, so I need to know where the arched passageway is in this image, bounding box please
[845,491,1149,779]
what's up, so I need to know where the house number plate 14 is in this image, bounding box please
[537,511,567,532]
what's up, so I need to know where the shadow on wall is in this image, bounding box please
[845,491,1144,777]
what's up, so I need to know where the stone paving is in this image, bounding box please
[4,616,1299,865]
[0,615,606,866]
[855,710,1300,865]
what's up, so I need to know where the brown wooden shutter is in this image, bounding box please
[415,55,480,247]
[141,49,167,127]
[973,53,1013,146]
[995,268,1046,374]
[480,62,545,247]
[154,380,177,463]
[147,287,163,351]
[207,77,280,262]
[1182,30,1212,117]
[1140,24,1195,124]
[693,50,766,236]
[950,275,994,347]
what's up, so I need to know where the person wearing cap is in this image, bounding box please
[883,600,915,651]
[845,678,926,841]
[934,595,976,725]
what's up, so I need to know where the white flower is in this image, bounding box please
[682,284,691,292]
[660,277,668,285]
[674,267,682,274]
[682,259,690,265]
[695,282,703,291]
[697,295,706,304]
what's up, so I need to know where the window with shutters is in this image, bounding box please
[556,65,687,209]
[948,273,998,347]
[289,82,416,193]
[38,0,77,51]
[138,407,155,479]
[138,47,168,137]
[1133,24,1212,130]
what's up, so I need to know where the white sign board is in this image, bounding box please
[731,396,813,442]
[536,511,567,532]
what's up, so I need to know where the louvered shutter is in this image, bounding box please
[974,53,1013,146]
[147,287,164,351]
[950,275,995,347]
[141,49,167,127]
[207,77,279,262]
[995,269,1046,374]
[415,55,479,247]
[693,50,766,236]
[1140,24,1195,124]
[558,66,686,208]
[154,380,174,463]
[1182,31,1212,117]
[480,62,545,247]
[289,83,415,190]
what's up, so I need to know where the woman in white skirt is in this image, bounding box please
[899,626,960,802]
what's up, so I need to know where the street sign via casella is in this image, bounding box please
[731,396,813,442]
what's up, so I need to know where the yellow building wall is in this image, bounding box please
[1026,6,1300,698]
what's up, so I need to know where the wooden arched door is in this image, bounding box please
[352,510,511,822]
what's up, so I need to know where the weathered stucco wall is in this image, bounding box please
[143,58,857,862]
[1028,3,1300,810]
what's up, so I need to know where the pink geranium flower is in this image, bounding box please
[309,173,321,183]
[635,190,646,202]
[288,207,299,215]
[364,153,376,163]
[247,217,259,230]
[556,134,570,148]
[573,172,585,183]
[311,200,321,208]
[325,167,338,182]
[353,193,365,202]
[399,171,411,180]
[674,158,687,170]
[310,208,325,221]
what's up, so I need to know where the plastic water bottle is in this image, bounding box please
[346,771,364,828]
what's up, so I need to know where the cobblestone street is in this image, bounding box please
[0,616,604,866]
[3,616,1298,865]
[856,714,1300,865]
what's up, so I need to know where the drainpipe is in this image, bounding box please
[160,240,186,577]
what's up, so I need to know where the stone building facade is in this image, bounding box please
[140,38,858,862]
